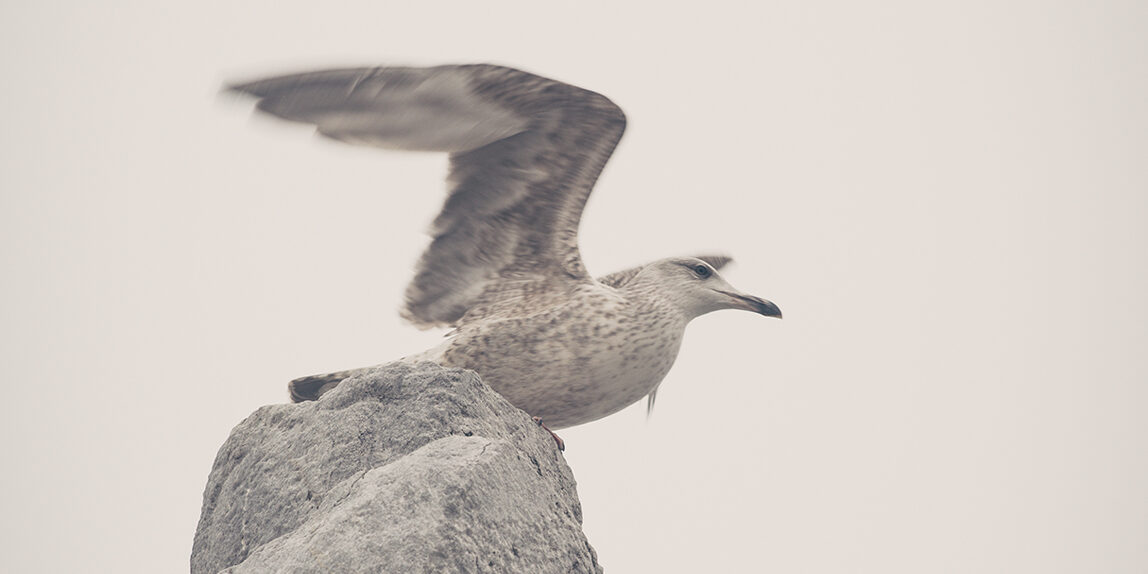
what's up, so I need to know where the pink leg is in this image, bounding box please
[532,416,566,451]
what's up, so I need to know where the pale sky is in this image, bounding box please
[2,1,1146,572]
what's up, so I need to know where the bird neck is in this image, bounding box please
[619,279,695,323]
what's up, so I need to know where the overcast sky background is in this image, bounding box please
[2,1,1146,572]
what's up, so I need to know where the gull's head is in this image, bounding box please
[639,256,782,321]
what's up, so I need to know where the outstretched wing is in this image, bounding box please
[228,64,627,327]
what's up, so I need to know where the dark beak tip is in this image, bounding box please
[758,301,782,319]
[720,290,781,318]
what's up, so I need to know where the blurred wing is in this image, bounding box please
[597,255,734,289]
[229,64,627,327]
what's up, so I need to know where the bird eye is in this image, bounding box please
[693,264,712,278]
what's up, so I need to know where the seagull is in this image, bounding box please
[228,64,781,447]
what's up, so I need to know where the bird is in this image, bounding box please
[227,64,781,447]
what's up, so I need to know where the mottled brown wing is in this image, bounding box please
[229,64,627,327]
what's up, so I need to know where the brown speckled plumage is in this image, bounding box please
[230,64,781,431]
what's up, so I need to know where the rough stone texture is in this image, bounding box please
[192,362,601,574]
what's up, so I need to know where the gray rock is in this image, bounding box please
[192,362,601,574]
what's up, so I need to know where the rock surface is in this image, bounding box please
[192,362,601,574]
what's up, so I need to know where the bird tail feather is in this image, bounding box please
[288,368,369,402]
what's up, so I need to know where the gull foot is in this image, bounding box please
[532,416,565,451]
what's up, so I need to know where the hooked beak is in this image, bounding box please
[717,290,783,318]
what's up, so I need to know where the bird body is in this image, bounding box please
[229,64,781,432]
[441,277,685,429]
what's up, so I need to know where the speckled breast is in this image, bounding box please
[441,291,687,429]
